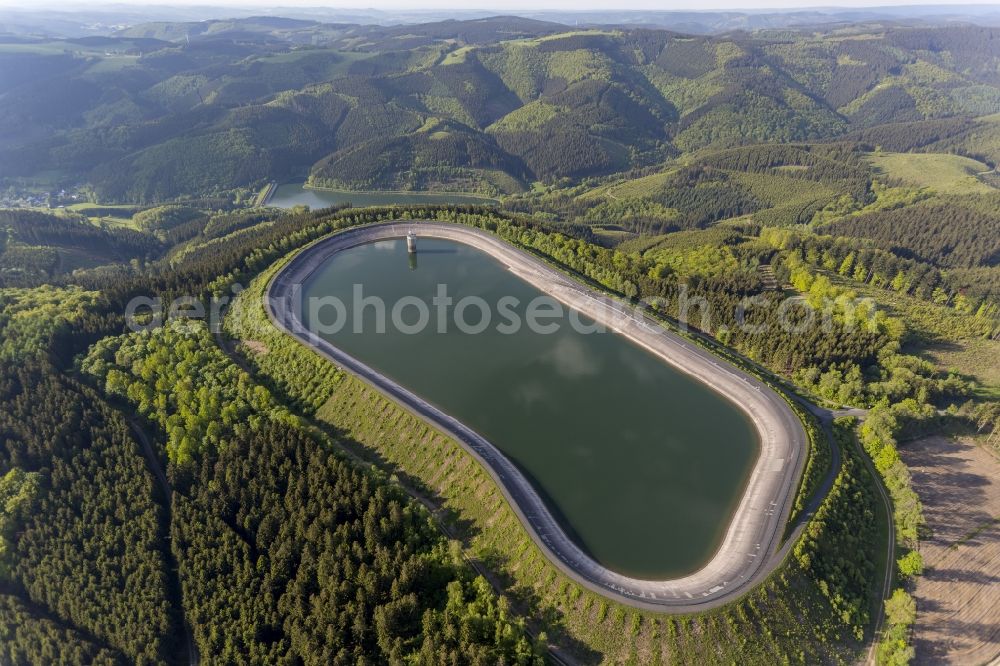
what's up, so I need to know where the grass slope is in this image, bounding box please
[869,152,995,195]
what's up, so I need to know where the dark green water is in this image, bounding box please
[268,182,497,209]
[301,238,757,578]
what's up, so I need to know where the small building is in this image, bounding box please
[406,231,417,253]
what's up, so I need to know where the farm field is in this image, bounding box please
[900,436,1000,665]
[66,203,144,228]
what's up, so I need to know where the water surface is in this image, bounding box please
[269,182,497,209]
[301,238,757,578]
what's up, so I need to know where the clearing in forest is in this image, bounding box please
[869,152,995,195]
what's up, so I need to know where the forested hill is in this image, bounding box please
[3,19,1000,201]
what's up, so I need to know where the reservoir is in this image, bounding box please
[268,182,498,209]
[300,237,758,578]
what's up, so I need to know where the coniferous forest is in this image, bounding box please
[1,7,1000,666]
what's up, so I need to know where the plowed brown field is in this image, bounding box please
[900,436,1000,665]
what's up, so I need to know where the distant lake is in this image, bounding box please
[267,182,498,209]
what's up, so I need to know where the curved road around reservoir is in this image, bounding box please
[266,221,809,612]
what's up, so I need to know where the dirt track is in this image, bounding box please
[900,436,1000,665]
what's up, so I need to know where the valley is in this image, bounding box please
[0,8,998,666]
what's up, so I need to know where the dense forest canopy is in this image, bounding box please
[4,19,1000,201]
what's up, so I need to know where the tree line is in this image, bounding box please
[823,200,1000,270]
[83,319,542,663]
[0,361,176,664]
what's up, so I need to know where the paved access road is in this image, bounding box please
[266,221,811,612]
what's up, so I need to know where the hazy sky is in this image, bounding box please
[18,0,1000,11]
